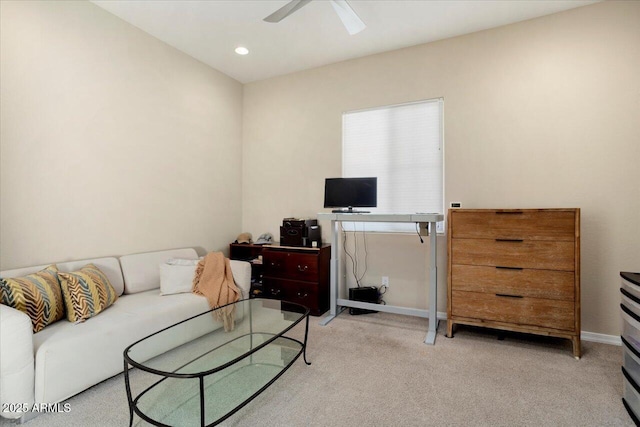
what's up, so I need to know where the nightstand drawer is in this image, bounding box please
[450,210,576,241]
[451,265,575,300]
[451,238,575,271]
[451,290,575,331]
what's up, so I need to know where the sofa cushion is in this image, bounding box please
[58,264,118,323]
[120,248,199,294]
[0,265,65,333]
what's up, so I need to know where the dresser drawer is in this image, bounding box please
[623,367,640,424]
[450,210,576,241]
[451,290,575,331]
[451,238,575,271]
[263,277,326,315]
[263,250,319,281]
[623,338,640,390]
[285,253,319,281]
[451,265,575,300]
[263,250,288,276]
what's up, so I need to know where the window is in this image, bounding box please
[342,98,444,232]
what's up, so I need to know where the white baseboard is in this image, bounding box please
[581,331,621,346]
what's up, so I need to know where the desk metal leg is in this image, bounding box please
[320,219,340,326]
[320,217,439,343]
[425,221,439,345]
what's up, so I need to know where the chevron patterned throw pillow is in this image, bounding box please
[0,265,65,332]
[58,264,118,323]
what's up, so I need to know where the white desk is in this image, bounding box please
[317,212,444,344]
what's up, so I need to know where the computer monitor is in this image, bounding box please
[323,177,377,213]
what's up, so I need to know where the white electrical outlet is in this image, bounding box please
[382,276,389,287]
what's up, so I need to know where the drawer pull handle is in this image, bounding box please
[297,265,308,272]
[495,239,523,242]
[271,289,281,296]
[496,293,523,299]
[297,292,309,298]
[495,211,523,215]
[496,266,523,270]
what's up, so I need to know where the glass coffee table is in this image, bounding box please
[123,298,310,427]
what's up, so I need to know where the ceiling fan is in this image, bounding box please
[263,0,366,35]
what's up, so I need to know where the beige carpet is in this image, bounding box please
[1,312,632,426]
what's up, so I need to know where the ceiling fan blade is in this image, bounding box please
[330,0,366,35]
[263,0,313,23]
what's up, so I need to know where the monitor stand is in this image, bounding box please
[331,207,370,214]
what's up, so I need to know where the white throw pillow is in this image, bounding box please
[159,258,200,296]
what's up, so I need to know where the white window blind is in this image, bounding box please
[342,98,444,232]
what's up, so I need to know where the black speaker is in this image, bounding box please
[348,286,379,315]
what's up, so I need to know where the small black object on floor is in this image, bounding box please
[348,286,379,315]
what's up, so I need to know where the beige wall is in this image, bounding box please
[0,0,244,269]
[1,0,637,336]
[243,1,640,336]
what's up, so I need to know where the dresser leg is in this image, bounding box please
[446,320,454,338]
[572,336,581,359]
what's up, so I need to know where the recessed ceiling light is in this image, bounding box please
[235,47,249,55]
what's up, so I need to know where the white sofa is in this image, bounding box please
[0,248,251,422]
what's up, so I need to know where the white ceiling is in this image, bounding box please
[91,0,598,84]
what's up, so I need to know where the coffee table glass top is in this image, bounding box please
[124,298,309,426]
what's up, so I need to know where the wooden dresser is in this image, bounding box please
[447,208,581,357]
[262,245,330,316]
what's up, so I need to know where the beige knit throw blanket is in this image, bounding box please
[192,252,241,331]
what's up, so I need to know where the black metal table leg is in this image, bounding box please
[124,359,134,427]
[303,314,311,365]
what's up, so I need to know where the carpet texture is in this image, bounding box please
[0,312,632,426]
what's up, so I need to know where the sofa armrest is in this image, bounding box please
[0,305,35,419]
[229,260,252,298]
